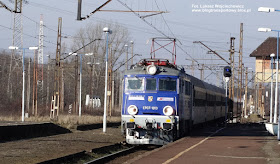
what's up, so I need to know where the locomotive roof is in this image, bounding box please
[125,58,225,94]
[125,65,184,77]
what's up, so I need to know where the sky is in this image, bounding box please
[0,0,280,86]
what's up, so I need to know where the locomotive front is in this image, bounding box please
[121,59,181,145]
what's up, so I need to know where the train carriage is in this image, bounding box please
[121,59,227,145]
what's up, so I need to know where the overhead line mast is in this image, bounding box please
[238,23,243,118]
[50,17,62,119]
[229,37,235,100]
[8,0,23,99]
[37,15,44,113]
[77,0,168,20]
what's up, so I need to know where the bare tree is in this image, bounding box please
[69,22,131,113]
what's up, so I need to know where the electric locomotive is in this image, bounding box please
[121,58,227,145]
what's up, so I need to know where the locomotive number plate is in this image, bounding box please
[143,106,158,110]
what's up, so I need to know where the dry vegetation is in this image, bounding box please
[240,113,263,123]
[0,22,130,120]
[0,114,121,129]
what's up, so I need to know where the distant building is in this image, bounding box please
[250,37,279,83]
[250,37,280,117]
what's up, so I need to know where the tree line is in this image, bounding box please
[0,22,131,118]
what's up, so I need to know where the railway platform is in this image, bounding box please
[0,121,72,142]
[129,123,280,164]
[0,121,123,164]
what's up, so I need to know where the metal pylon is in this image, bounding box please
[37,15,44,111]
[7,0,23,99]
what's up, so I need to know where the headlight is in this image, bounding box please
[163,106,174,116]
[146,65,157,75]
[127,105,138,115]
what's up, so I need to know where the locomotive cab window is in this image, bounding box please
[125,77,144,92]
[159,78,177,91]
[146,78,157,91]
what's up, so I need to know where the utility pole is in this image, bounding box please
[61,58,64,112]
[89,62,93,110]
[199,64,204,80]
[112,73,115,111]
[50,17,62,119]
[238,23,243,118]
[125,44,128,71]
[245,67,248,117]
[191,60,195,76]
[32,50,37,116]
[26,58,31,115]
[119,74,123,111]
[46,55,50,111]
[131,41,134,66]
[77,0,83,20]
[229,37,235,101]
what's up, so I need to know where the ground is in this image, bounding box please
[0,127,124,164]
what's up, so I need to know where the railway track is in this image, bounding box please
[84,146,137,164]
[39,143,160,164]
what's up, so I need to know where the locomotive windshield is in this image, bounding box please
[159,78,177,91]
[125,77,177,92]
[146,78,156,91]
[125,77,144,92]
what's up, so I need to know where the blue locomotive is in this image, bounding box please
[121,59,227,145]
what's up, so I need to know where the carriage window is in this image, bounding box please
[146,78,156,91]
[125,77,144,92]
[185,81,190,95]
[159,78,177,91]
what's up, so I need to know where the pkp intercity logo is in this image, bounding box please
[148,96,153,102]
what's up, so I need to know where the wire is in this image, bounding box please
[61,38,103,60]
[154,0,177,41]
[21,13,73,38]
[116,0,226,82]
[0,24,57,46]
[28,2,75,15]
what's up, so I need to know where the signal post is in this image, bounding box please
[224,66,232,126]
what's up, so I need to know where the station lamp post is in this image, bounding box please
[103,27,112,133]
[258,21,280,139]
[130,41,134,66]
[8,46,38,122]
[125,44,128,71]
[70,52,93,117]
[258,7,280,12]
[270,53,275,123]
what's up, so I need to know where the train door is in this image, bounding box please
[184,80,192,134]
[189,83,193,131]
